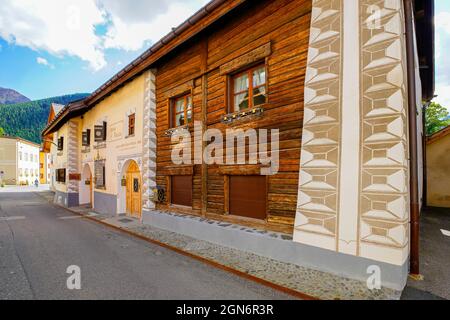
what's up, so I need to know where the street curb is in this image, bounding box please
[35,192,319,300]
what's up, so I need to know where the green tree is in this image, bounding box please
[0,127,4,136]
[425,102,450,136]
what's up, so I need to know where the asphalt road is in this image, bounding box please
[0,192,292,300]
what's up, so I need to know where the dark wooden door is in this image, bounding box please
[229,176,267,220]
[171,175,192,207]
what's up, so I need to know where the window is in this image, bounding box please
[24,153,28,161]
[95,160,106,189]
[56,169,66,183]
[172,94,192,127]
[40,163,43,169]
[19,152,22,160]
[231,64,267,112]
[128,114,136,136]
[57,137,64,151]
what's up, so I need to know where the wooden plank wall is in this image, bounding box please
[155,0,312,231]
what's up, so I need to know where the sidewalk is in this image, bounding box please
[36,190,402,300]
[0,184,50,193]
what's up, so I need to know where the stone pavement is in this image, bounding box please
[33,191,402,300]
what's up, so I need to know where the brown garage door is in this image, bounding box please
[171,175,192,207]
[229,176,267,220]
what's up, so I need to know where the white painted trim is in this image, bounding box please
[337,0,360,255]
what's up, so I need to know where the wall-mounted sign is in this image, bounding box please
[94,122,107,142]
[69,173,81,181]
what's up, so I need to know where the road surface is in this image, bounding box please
[0,191,292,300]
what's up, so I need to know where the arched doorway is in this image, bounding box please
[125,161,142,218]
[80,164,93,207]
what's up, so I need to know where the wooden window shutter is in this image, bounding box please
[102,122,107,141]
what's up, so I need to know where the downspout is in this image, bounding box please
[404,0,420,276]
[422,101,431,210]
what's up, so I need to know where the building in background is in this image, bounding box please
[39,151,51,184]
[426,125,450,208]
[42,103,65,191]
[0,136,40,185]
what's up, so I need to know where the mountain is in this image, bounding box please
[0,93,90,144]
[0,87,30,105]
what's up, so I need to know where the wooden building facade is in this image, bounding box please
[154,0,312,233]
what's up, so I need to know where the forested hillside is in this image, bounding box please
[0,93,89,144]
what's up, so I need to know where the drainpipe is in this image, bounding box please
[422,101,431,210]
[404,0,420,276]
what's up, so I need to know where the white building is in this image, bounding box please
[0,136,40,185]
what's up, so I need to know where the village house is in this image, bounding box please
[42,0,434,290]
[0,136,40,186]
[426,125,450,208]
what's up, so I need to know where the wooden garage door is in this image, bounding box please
[171,175,192,207]
[229,176,267,220]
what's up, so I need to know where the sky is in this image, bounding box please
[0,0,448,107]
[0,0,209,100]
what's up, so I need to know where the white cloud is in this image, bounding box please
[435,84,450,109]
[36,57,54,69]
[101,0,209,51]
[0,0,209,71]
[0,0,106,71]
[434,11,450,109]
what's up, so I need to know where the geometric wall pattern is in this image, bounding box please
[294,0,343,251]
[142,70,157,211]
[67,120,80,194]
[358,0,409,264]
[294,0,411,266]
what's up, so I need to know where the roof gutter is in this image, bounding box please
[404,0,420,276]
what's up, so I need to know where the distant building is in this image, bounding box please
[427,125,450,208]
[42,103,65,191]
[0,136,40,185]
[39,151,51,184]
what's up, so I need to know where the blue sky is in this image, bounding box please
[0,0,449,108]
[0,0,208,100]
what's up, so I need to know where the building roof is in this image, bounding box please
[0,135,41,148]
[52,103,65,116]
[427,125,450,145]
[42,0,436,136]
[42,0,244,136]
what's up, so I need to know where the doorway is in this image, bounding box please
[80,164,93,207]
[126,161,142,218]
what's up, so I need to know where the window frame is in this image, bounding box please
[171,93,193,128]
[128,114,136,136]
[229,63,267,113]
